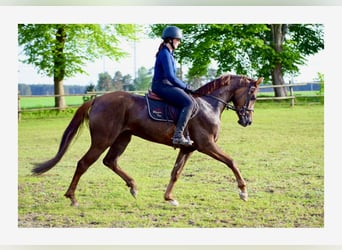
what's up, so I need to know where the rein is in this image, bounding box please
[202,83,255,113]
[204,94,237,111]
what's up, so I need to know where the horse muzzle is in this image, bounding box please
[238,117,252,127]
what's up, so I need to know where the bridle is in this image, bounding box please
[204,83,256,115]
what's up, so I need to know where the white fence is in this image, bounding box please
[18,82,323,118]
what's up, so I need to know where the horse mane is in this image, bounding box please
[195,74,250,96]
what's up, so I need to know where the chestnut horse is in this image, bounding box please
[33,74,263,206]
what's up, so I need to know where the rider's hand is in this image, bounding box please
[184,85,196,94]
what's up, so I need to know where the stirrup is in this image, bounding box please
[172,135,194,147]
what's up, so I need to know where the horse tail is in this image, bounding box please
[32,99,94,175]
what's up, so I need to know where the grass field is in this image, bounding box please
[19,95,86,109]
[18,103,324,228]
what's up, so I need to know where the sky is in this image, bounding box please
[18,36,325,86]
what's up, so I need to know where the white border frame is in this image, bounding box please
[2,5,341,246]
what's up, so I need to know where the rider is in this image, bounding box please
[151,25,195,147]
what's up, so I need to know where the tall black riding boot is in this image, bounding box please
[172,106,194,147]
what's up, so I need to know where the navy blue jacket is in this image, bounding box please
[152,46,187,90]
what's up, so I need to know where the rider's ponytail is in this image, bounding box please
[156,42,165,57]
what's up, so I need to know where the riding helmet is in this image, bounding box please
[162,26,183,40]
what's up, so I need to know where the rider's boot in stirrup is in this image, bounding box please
[172,107,193,147]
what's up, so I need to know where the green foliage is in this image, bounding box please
[149,24,324,82]
[316,72,324,95]
[96,72,113,91]
[134,66,153,91]
[18,24,141,78]
[82,84,96,102]
[95,67,152,92]
[18,24,141,108]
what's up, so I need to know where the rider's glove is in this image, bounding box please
[184,85,196,94]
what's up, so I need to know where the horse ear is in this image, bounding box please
[256,77,264,86]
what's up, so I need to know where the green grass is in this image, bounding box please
[19,95,85,109]
[18,104,324,228]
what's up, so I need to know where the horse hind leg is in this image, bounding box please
[102,132,138,199]
[65,144,107,206]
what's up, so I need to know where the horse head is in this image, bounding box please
[232,77,263,127]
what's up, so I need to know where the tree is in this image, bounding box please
[134,66,153,91]
[122,74,133,91]
[82,83,96,103]
[96,72,113,91]
[150,24,324,97]
[18,24,140,108]
[112,71,124,91]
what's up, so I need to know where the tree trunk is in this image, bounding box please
[54,78,66,108]
[272,63,287,97]
[270,24,287,97]
[53,25,67,109]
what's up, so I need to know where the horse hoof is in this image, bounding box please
[169,200,179,206]
[71,201,79,207]
[239,191,248,201]
[130,188,138,199]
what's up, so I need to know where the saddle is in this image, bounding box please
[145,90,198,123]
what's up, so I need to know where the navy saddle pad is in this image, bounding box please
[145,92,180,123]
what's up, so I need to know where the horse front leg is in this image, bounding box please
[198,142,248,201]
[164,148,194,206]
